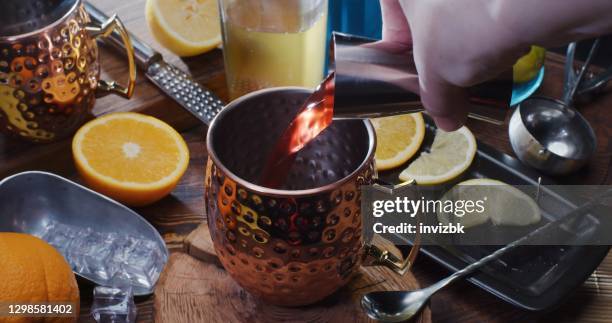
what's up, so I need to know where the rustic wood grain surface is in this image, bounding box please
[1,0,611,322]
[153,252,431,323]
[150,225,431,323]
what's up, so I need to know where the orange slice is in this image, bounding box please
[72,112,189,206]
[372,113,426,171]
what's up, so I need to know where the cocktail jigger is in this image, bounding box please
[330,32,513,124]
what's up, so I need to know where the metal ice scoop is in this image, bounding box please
[0,171,168,296]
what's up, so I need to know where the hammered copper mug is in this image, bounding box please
[0,0,136,142]
[205,87,419,306]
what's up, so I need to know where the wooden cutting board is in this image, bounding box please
[154,224,432,323]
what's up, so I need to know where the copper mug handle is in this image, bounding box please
[86,14,136,99]
[362,179,420,275]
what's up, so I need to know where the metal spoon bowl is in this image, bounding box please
[509,40,599,175]
[362,290,429,322]
[509,97,597,175]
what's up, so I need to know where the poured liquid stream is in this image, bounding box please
[259,73,335,188]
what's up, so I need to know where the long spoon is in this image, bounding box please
[361,189,609,322]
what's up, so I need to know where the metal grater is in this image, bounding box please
[147,61,224,125]
[86,3,225,126]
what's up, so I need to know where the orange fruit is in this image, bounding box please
[372,113,426,171]
[0,233,79,323]
[72,112,189,206]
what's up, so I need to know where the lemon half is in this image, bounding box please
[146,0,222,57]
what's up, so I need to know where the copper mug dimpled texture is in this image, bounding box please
[0,0,136,142]
[205,87,419,306]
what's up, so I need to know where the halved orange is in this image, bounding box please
[72,112,189,206]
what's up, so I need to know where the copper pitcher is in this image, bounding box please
[205,87,419,306]
[0,0,136,142]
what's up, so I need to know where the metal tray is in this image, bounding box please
[378,119,610,311]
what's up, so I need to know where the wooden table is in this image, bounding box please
[1,0,612,322]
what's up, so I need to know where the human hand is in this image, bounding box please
[380,0,528,131]
[380,0,612,131]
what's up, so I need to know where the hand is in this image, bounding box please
[380,0,527,131]
[380,0,612,131]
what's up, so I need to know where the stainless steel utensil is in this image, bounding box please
[361,189,609,322]
[331,33,513,124]
[578,65,612,96]
[565,39,612,99]
[84,3,224,126]
[562,42,578,101]
[564,39,601,106]
[508,40,599,175]
[0,171,168,296]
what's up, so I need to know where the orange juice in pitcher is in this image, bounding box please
[219,0,328,99]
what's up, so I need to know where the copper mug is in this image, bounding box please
[0,0,136,142]
[205,87,419,306]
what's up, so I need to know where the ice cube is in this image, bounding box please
[124,240,164,289]
[107,238,164,290]
[36,220,165,292]
[108,270,132,287]
[39,221,78,253]
[67,230,115,280]
[110,236,140,264]
[35,221,56,241]
[91,285,137,323]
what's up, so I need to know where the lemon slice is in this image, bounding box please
[399,126,476,185]
[372,113,426,171]
[146,0,222,57]
[438,178,541,228]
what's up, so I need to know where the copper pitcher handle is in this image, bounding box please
[362,179,421,275]
[86,14,136,99]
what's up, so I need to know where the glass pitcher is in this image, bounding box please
[218,0,328,100]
